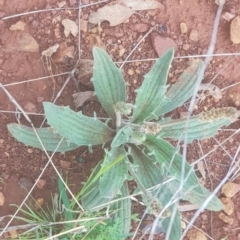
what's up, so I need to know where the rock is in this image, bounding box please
[60,160,70,169]
[119,47,125,57]
[105,27,124,38]
[127,69,134,75]
[80,19,88,33]
[9,230,18,239]
[0,11,5,18]
[0,192,5,206]
[218,212,234,224]
[221,197,234,215]
[230,16,240,44]
[5,32,39,52]
[189,29,199,41]
[180,22,187,33]
[187,229,207,240]
[183,43,190,50]
[34,197,44,210]
[69,0,76,5]
[54,28,61,38]
[10,21,26,31]
[130,23,149,32]
[18,177,33,191]
[31,20,39,28]
[37,96,44,103]
[23,101,36,112]
[221,181,240,197]
[228,85,240,106]
[151,32,178,57]
[35,179,46,189]
[52,42,74,63]
[222,12,236,22]
[62,19,78,37]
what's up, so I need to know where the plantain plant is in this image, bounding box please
[8,47,239,239]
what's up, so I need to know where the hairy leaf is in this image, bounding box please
[43,102,115,146]
[130,146,181,240]
[112,182,131,237]
[158,115,232,143]
[131,48,174,123]
[155,59,203,116]
[58,176,73,227]
[111,127,132,148]
[100,146,128,198]
[7,124,79,152]
[92,47,126,122]
[81,161,110,211]
[143,136,224,211]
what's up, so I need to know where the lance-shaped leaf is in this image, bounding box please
[131,48,174,123]
[43,102,115,146]
[7,124,79,152]
[100,146,128,198]
[143,136,224,211]
[158,115,233,143]
[111,126,132,148]
[154,59,203,116]
[112,182,131,238]
[81,161,110,211]
[92,47,126,122]
[130,146,181,240]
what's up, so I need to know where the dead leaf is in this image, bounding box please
[187,229,208,240]
[218,212,234,224]
[35,179,47,189]
[9,230,18,239]
[41,44,59,57]
[73,91,95,109]
[5,32,39,52]
[60,160,70,169]
[78,59,94,78]
[118,0,164,11]
[0,192,5,206]
[34,198,44,210]
[52,42,74,63]
[88,4,134,27]
[23,102,36,113]
[197,161,206,179]
[88,34,106,51]
[221,182,240,197]
[62,19,78,37]
[10,21,26,31]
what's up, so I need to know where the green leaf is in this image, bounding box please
[111,127,132,148]
[143,136,224,211]
[112,182,132,238]
[81,161,110,211]
[131,48,174,123]
[130,146,181,240]
[92,47,126,122]
[7,123,79,152]
[155,59,203,116]
[57,176,73,227]
[158,115,232,143]
[100,146,128,198]
[43,102,115,146]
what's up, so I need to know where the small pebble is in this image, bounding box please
[18,177,33,191]
[189,29,198,41]
[180,22,187,33]
[127,69,134,76]
[182,43,190,50]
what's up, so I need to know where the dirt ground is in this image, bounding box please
[0,0,240,239]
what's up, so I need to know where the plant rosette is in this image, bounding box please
[8,47,239,239]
